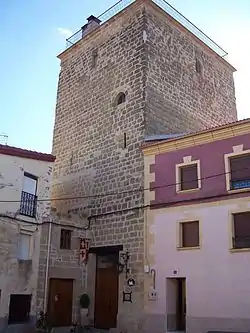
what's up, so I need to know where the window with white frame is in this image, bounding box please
[179,221,200,248]
[176,160,201,192]
[232,212,250,249]
[228,154,250,190]
[18,233,33,261]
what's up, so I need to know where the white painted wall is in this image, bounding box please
[0,153,53,218]
[146,197,250,331]
[0,153,53,326]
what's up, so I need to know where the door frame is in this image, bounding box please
[166,277,186,332]
[47,278,74,327]
[176,277,186,331]
[90,245,122,329]
[8,294,32,324]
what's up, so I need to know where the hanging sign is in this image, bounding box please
[80,238,90,264]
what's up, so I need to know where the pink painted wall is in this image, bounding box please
[150,133,250,206]
[148,198,250,320]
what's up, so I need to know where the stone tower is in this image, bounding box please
[51,0,237,332]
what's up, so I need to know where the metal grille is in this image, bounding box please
[20,191,37,218]
[231,179,250,190]
[65,0,227,59]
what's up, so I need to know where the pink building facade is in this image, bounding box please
[142,119,250,333]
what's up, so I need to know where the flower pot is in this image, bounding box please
[80,308,89,327]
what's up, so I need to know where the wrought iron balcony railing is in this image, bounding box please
[20,191,37,218]
[231,179,250,191]
[65,0,228,60]
[233,236,250,249]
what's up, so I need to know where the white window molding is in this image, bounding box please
[175,159,201,193]
[176,219,201,250]
[229,209,250,252]
[18,230,34,261]
[232,145,244,153]
[224,148,250,193]
[22,173,37,195]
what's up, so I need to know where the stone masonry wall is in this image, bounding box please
[52,2,146,332]
[144,2,237,135]
[0,217,40,331]
[0,154,53,331]
[0,154,53,219]
[51,0,237,332]
[37,218,88,324]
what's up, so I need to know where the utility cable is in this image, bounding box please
[0,166,249,203]
[0,213,85,230]
[2,186,249,229]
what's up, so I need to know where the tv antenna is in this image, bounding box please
[0,134,8,145]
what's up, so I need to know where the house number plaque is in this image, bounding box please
[122,291,132,303]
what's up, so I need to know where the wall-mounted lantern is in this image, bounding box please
[117,251,130,278]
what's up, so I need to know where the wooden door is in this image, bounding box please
[94,266,119,329]
[47,278,73,327]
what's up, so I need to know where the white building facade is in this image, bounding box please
[145,197,250,333]
[142,119,250,333]
[0,144,55,330]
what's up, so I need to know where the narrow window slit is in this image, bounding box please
[195,59,202,74]
[123,132,127,149]
[116,92,126,105]
[92,49,98,68]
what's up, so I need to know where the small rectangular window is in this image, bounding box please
[233,212,250,249]
[195,59,202,74]
[23,172,37,195]
[180,221,199,248]
[60,229,72,249]
[123,132,127,149]
[229,154,250,190]
[91,49,98,68]
[18,233,32,260]
[180,164,198,191]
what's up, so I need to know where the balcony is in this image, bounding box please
[233,236,250,249]
[231,179,250,191]
[20,191,37,218]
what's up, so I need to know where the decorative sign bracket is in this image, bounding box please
[127,278,136,287]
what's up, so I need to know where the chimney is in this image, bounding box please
[81,15,101,38]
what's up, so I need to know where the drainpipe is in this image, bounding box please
[43,222,52,313]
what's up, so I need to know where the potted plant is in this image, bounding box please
[79,294,90,327]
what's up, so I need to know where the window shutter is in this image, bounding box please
[60,229,72,249]
[19,234,30,260]
[233,212,250,248]
[181,164,198,190]
[234,212,250,237]
[182,221,199,247]
[230,155,250,181]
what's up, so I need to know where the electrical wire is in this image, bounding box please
[1,165,249,228]
[0,166,249,203]
[0,213,87,230]
[2,185,249,229]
